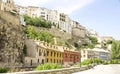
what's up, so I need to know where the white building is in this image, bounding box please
[15,5,73,34]
[24,39,46,66]
[0,0,15,11]
[87,29,99,37]
[15,5,27,15]
[81,48,110,61]
[59,13,72,34]
[47,10,59,25]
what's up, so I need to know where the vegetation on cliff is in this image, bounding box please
[111,40,120,60]
[23,14,52,28]
[24,26,54,43]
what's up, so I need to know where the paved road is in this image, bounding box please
[72,64,120,74]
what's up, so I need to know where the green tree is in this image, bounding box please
[24,26,54,43]
[23,14,52,28]
[89,36,98,44]
[111,40,120,60]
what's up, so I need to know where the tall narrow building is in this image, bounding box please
[0,0,15,11]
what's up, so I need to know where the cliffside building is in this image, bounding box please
[0,0,15,11]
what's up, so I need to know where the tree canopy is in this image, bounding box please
[23,14,52,28]
[24,26,54,43]
[89,36,98,44]
[111,40,120,60]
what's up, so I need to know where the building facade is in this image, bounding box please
[87,29,99,37]
[0,0,15,11]
[81,48,110,61]
[59,13,72,34]
[15,5,27,15]
[101,36,114,42]
[41,42,63,64]
[63,50,80,66]
[71,20,86,38]
[24,39,46,66]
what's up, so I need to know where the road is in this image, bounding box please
[72,64,120,74]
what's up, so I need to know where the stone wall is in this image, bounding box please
[7,65,95,74]
[34,27,71,40]
[0,10,20,25]
[0,10,25,67]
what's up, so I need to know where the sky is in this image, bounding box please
[14,0,120,40]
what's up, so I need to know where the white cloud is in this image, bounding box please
[14,0,94,14]
[14,0,53,6]
[53,0,94,14]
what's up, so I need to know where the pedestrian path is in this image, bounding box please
[72,64,120,74]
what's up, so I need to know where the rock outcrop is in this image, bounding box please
[0,11,25,67]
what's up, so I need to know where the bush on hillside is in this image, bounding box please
[81,58,106,65]
[81,59,91,65]
[23,14,52,28]
[110,60,119,64]
[0,68,8,73]
[24,26,54,43]
[35,63,63,70]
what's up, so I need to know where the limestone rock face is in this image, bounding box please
[0,13,25,67]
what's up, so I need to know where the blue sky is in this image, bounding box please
[14,0,120,40]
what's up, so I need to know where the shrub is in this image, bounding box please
[0,68,8,73]
[81,58,107,65]
[91,58,103,64]
[35,63,63,70]
[103,61,109,65]
[23,14,52,28]
[81,59,91,65]
[24,26,54,43]
[110,60,119,64]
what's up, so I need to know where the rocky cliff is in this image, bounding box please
[0,11,25,67]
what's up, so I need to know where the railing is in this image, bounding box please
[3,65,95,74]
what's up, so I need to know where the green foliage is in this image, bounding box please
[111,40,120,60]
[102,61,109,65]
[89,36,98,44]
[81,58,106,65]
[91,58,103,64]
[35,63,63,70]
[0,68,8,73]
[23,14,52,28]
[24,26,54,43]
[81,59,91,65]
[85,43,94,49]
[57,38,65,46]
[106,40,113,44]
[110,60,119,64]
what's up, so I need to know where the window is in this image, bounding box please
[38,59,39,63]
[60,53,61,57]
[41,12,45,14]
[44,52,46,56]
[84,55,85,57]
[42,59,44,64]
[51,59,52,63]
[54,52,56,57]
[39,51,41,56]
[54,59,55,63]
[57,53,59,57]
[65,54,67,58]
[47,58,48,62]
[51,52,52,56]
[47,51,49,56]
[84,50,85,53]
[30,60,32,66]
